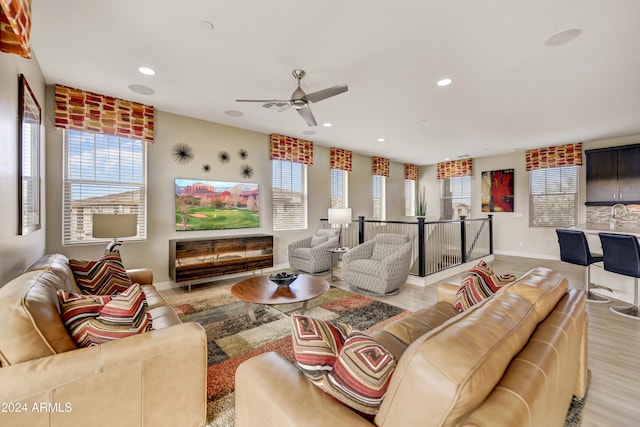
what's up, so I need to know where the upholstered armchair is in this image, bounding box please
[342,233,412,295]
[288,229,340,274]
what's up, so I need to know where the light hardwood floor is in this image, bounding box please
[163,255,640,426]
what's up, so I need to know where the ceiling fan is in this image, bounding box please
[236,69,348,127]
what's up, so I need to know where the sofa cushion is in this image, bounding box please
[69,251,133,295]
[291,247,312,261]
[452,260,515,312]
[371,244,398,261]
[291,314,353,381]
[58,284,151,347]
[310,235,329,247]
[323,332,396,415]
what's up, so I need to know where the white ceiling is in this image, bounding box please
[30,0,640,165]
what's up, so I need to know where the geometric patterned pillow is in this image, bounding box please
[452,260,516,312]
[321,332,396,415]
[57,284,151,348]
[291,314,353,382]
[69,251,133,295]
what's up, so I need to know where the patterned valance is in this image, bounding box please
[330,147,352,171]
[437,159,473,179]
[372,157,390,177]
[55,85,155,143]
[404,163,419,181]
[270,133,313,165]
[525,142,582,171]
[0,0,31,58]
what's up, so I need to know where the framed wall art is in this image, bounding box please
[481,169,514,212]
[18,74,41,235]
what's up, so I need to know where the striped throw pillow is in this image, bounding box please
[291,314,353,382]
[453,260,516,312]
[291,315,396,415]
[322,332,396,415]
[69,251,132,295]
[58,284,151,347]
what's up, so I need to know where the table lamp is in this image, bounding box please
[328,208,352,247]
[92,213,138,254]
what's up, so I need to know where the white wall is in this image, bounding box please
[0,52,46,284]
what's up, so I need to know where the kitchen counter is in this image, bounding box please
[572,222,640,236]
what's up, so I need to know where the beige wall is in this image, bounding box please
[44,106,408,284]
[420,134,640,260]
[0,52,46,284]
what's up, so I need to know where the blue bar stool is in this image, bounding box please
[556,229,611,303]
[598,232,640,319]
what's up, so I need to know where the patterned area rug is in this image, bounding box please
[171,285,410,426]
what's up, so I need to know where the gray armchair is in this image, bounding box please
[288,229,340,274]
[342,233,412,295]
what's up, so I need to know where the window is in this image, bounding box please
[272,159,307,231]
[441,176,471,219]
[530,166,578,227]
[63,130,146,244]
[373,175,386,220]
[405,179,416,216]
[330,168,348,208]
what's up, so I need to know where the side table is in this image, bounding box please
[328,247,349,281]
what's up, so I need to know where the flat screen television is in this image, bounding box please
[174,178,259,231]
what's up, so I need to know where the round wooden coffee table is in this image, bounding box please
[230,275,330,322]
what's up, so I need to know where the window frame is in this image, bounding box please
[440,175,471,219]
[62,129,147,245]
[373,174,386,220]
[405,179,417,216]
[529,165,578,227]
[272,159,308,231]
[330,168,348,209]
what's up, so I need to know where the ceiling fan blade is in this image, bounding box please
[305,84,348,103]
[236,98,289,103]
[297,105,317,127]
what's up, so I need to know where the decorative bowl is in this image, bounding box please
[269,272,299,287]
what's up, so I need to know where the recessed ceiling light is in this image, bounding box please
[224,110,243,117]
[322,122,332,127]
[138,66,156,76]
[544,28,582,47]
[437,78,452,87]
[128,84,155,95]
[443,157,451,161]
[377,138,385,142]
[302,130,316,136]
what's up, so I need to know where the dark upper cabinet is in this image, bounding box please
[586,144,640,205]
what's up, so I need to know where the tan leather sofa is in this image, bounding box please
[0,254,207,427]
[236,267,588,427]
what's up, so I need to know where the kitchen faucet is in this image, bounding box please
[610,203,629,228]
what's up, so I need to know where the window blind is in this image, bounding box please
[373,175,386,220]
[330,168,348,208]
[63,130,147,244]
[272,159,307,231]
[405,179,416,216]
[529,166,578,227]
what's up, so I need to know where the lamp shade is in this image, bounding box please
[92,214,138,238]
[328,208,352,225]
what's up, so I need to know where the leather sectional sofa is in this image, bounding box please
[236,267,588,426]
[0,254,207,427]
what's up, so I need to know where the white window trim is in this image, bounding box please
[373,175,386,220]
[62,130,147,245]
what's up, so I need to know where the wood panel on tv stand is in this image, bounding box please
[169,234,273,292]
